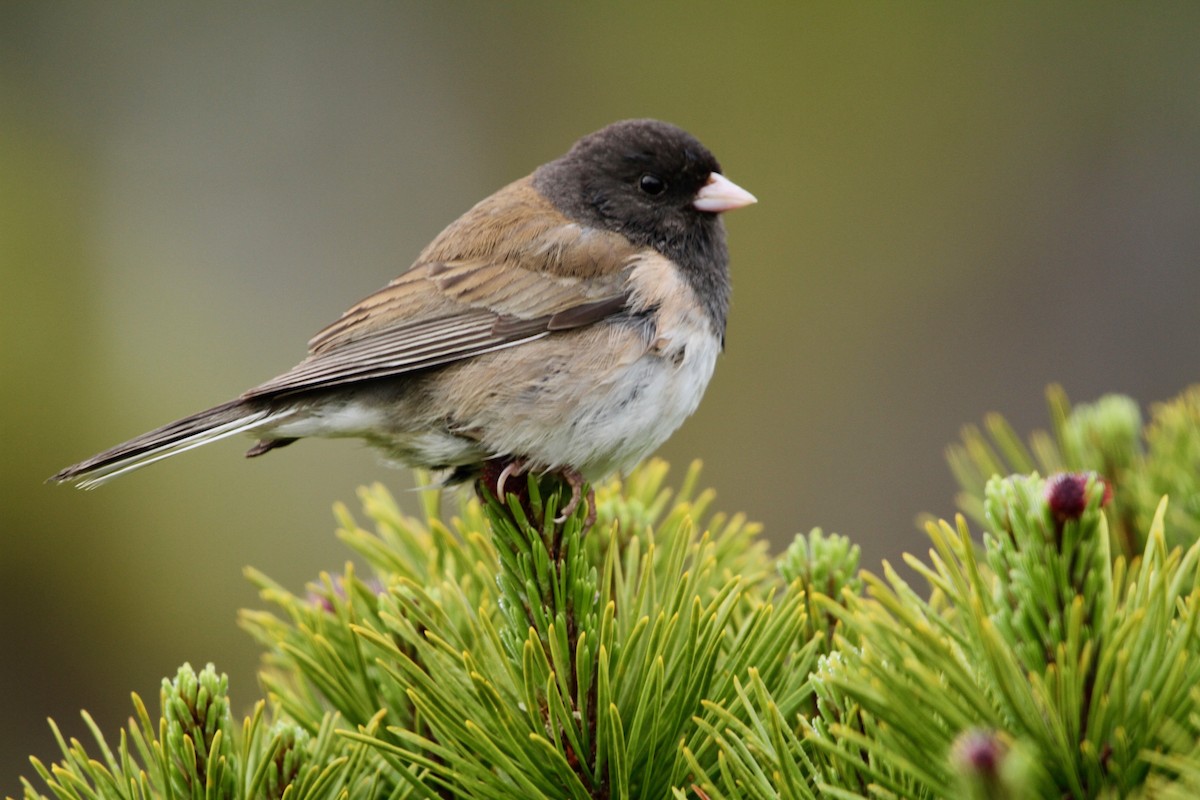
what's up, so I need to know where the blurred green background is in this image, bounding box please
[3,2,1198,785]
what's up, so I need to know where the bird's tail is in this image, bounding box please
[49,399,295,489]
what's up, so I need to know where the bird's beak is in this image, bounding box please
[692,172,758,213]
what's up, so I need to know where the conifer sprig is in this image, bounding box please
[15,387,1200,799]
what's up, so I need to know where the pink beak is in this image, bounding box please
[692,172,758,213]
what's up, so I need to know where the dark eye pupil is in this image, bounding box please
[639,173,666,195]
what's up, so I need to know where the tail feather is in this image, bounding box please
[49,400,296,489]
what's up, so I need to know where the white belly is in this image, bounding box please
[530,330,720,477]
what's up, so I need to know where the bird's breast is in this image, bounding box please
[465,252,723,477]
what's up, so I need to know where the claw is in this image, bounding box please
[496,458,529,500]
[554,467,595,529]
[555,474,583,523]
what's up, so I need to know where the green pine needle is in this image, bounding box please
[16,386,1200,799]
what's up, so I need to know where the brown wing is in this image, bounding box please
[243,178,641,400]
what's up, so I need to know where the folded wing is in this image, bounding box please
[243,178,641,401]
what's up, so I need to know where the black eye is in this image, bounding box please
[638,173,667,196]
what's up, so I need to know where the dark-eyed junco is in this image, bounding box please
[51,119,756,514]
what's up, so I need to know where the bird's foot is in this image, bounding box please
[496,458,531,500]
[554,467,596,530]
[479,458,595,533]
[478,457,533,511]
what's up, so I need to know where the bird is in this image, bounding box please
[50,119,756,518]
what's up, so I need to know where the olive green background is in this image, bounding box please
[3,3,1198,785]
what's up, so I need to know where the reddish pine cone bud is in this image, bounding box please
[1045,472,1111,522]
[951,728,1005,780]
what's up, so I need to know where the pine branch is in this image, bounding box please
[15,386,1200,799]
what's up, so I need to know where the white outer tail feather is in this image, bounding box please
[73,409,296,489]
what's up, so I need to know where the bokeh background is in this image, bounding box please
[3,3,1198,784]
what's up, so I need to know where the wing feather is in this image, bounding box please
[244,178,644,400]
